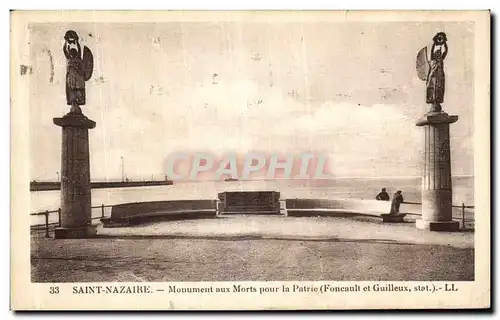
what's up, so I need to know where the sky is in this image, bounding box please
[28,20,475,181]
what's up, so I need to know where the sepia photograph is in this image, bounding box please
[10,10,490,310]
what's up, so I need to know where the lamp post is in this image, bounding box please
[121,156,124,182]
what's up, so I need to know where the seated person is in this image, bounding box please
[375,188,390,201]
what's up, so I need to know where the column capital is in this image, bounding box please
[416,111,458,127]
[53,111,96,129]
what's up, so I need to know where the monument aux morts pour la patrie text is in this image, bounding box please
[415,32,460,231]
[53,30,97,239]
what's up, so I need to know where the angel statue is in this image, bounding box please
[63,30,93,113]
[416,32,448,113]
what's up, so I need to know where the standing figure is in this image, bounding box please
[375,188,390,201]
[416,32,448,113]
[390,190,404,215]
[63,30,93,113]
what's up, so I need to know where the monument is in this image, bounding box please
[414,32,459,231]
[53,30,97,238]
[217,191,281,215]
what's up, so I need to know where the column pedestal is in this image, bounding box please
[53,110,97,239]
[415,111,459,232]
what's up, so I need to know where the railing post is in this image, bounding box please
[101,204,105,218]
[45,210,50,238]
[58,208,62,227]
[462,203,465,229]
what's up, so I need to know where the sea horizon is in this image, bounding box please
[30,174,475,183]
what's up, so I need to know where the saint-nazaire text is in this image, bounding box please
[72,285,153,294]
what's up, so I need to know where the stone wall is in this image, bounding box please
[285,198,394,217]
[102,200,217,227]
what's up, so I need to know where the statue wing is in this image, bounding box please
[416,46,429,81]
[82,46,94,81]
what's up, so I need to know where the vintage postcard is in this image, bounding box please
[10,10,490,310]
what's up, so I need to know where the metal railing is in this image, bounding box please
[30,201,475,238]
[402,202,475,229]
[30,204,113,238]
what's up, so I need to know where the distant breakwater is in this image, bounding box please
[30,180,174,192]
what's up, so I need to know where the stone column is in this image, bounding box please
[53,111,97,238]
[415,111,459,231]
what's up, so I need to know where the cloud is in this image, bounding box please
[267,102,422,176]
[162,77,307,155]
[158,85,424,177]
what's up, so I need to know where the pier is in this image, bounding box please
[30,180,173,192]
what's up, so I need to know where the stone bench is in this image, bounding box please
[284,198,407,222]
[101,200,217,227]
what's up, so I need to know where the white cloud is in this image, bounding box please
[266,101,422,176]
[157,85,424,177]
